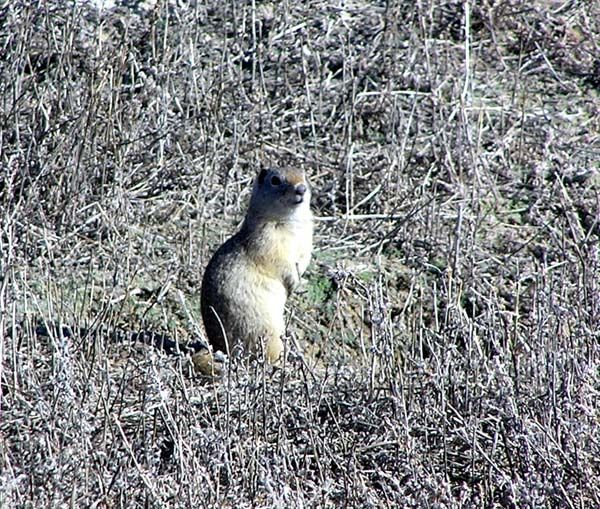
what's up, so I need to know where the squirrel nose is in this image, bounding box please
[295,184,307,196]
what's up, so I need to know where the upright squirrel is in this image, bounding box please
[200,167,313,365]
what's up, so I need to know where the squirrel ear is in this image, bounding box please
[257,169,268,185]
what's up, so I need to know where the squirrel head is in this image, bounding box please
[248,167,312,223]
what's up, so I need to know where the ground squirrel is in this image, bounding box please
[200,167,313,365]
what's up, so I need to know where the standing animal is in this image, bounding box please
[200,167,313,365]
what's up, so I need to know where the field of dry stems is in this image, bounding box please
[1,0,599,507]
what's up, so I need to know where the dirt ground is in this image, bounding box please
[1,0,599,507]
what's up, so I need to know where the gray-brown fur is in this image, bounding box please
[201,167,313,363]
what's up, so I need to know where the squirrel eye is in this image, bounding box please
[270,175,282,186]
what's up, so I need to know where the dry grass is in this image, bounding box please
[1,0,599,507]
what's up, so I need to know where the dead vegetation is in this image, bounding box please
[1,0,599,507]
